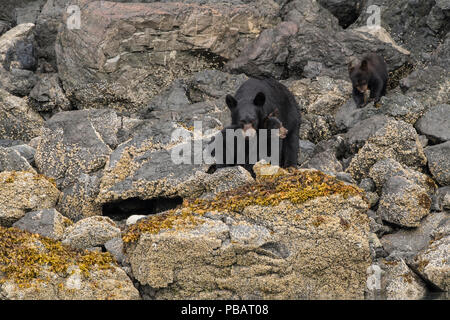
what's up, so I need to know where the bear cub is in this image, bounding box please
[348,53,388,107]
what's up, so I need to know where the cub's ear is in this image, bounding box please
[360,59,368,71]
[226,94,237,110]
[273,108,279,117]
[254,92,265,107]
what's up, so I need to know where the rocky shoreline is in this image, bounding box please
[0,0,449,300]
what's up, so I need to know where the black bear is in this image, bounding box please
[224,77,300,168]
[211,108,289,174]
[348,53,388,107]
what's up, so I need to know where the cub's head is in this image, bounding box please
[349,59,370,93]
[226,92,266,138]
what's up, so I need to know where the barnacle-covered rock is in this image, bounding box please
[123,168,372,299]
[0,226,139,300]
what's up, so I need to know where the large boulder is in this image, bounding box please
[0,171,60,227]
[415,104,450,144]
[123,168,372,299]
[12,208,73,240]
[346,119,427,181]
[381,211,449,261]
[227,21,410,80]
[0,89,44,142]
[62,216,121,250]
[35,109,119,189]
[350,0,448,62]
[377,176,431,228]
[0,23,37,96]
[424,141,450,186]
[55,0,280,114]
[411,225,450,292]
[0,146,34,172]
[0,226,140,300]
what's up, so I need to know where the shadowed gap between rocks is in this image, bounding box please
[102,196,183,221]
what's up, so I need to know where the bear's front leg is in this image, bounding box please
[281,124,299,168]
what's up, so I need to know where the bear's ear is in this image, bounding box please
[226,94,237,110]
[253,92,265,107]
[360,59,368,71]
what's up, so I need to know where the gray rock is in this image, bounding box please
[62,216,121,250]
[379,259,427,300]
[12,208,73,240]
[401,66,449,110]
[29,73,71,114]
[377,176,431,227]
[0,23,38,96]
[359,178,376,192]
[104,237,125,264]
[56,173,103,222]
[55,0,279,115]
[228,22,409,81]
[0,171,60,227]
[0,146,33,172]
[424,141,450,186]
[381,211,449,261]
[8,144,35,165]
[369,158,436,194]
[35,109,118,189]
[431,187,450,211]
[0,88,44,141]
[377,93,424,124]
[411,233,450,291]
[351,0,444,62]
[344,115,391,154]
[415,104,450,143]
[346,119,427,181]
[298,140,316,166]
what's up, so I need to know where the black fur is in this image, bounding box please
[349,53,388,107]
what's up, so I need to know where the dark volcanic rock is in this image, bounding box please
[318,0,363,28]
[424,141,450,186]
[415,104,450,143]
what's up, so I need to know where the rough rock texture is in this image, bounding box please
[415,104,450,143]
[381,211,449,261]
[0,89,44,141]
[346,119,427,181]
[227,19,410,81]
[0,23,37,96]
[351,0,448,62]
[0,226,139,300]
[55,0,279,114]
[412,233,450,292]
[379,259,427,300]
[369,158,436,194]
[29,73,71,114]
[35,109,118,189]
[0,146,33,172]
[377,176,431,228]
[56,173,103,222]
[424,141,450,186]
[12,208,72,240]
[0,171,60,227]
[62,216,121,250]
[124,169,372,299]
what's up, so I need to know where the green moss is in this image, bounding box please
[0,226,115,288]
[123,168,364,243]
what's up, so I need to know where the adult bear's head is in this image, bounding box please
[225,92,266,138]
